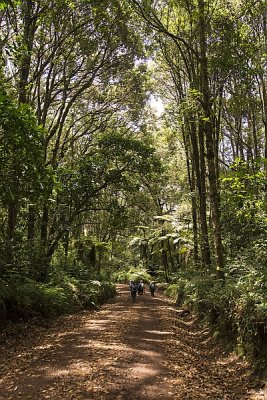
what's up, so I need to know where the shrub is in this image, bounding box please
[77,280,116,307]
[113,266,152,283]
[165,268,267,367]
[1,275,116,323]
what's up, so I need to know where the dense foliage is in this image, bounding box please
[0,0,160,320]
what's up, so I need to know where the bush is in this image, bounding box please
[165,269,267,366]
[77,280,116,307]
[1,275,116,323]
[112,266,152,283]
[165,283,180,301]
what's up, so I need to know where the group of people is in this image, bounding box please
[129,279,156,301]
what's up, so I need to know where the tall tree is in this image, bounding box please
[130,0,226,275]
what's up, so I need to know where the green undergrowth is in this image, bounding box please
[0,275,116,323]
[112,266,152,283]
[165,271,267,370]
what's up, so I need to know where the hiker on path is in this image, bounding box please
[149,282,156,297]
[130,281,138,301]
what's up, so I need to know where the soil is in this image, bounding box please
[0,284,265,400]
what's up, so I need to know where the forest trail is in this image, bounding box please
[0,284,265,400]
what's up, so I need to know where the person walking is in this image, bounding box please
[149,282,156,297]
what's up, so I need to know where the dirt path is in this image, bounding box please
[0,284,264,399]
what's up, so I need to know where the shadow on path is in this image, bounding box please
[0,284,256,400]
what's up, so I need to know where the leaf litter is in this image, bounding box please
[0,284,265,399]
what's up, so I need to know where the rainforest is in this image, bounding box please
[0,1,267,399]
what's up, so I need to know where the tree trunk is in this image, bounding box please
[189,117,211,268]
[197,119,212,268]
[7,202,17,239]
[214,86,223,180]
[198,0,224,279]
[182,127,199,265]
[27,205,36,241]
[18,1,38,240]
[41,205,49,246]
[18,0,37,104]
[162,246,169,282]
[262,11,267,177]
[167,239,175,272]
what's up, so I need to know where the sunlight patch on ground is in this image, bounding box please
[129,363,160,378]
[85,320,112,330]
[76,342,126,352]
[34,344,54,350]
[145,330,172,335]
[142,337,168,344]
[48,368,71,377]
